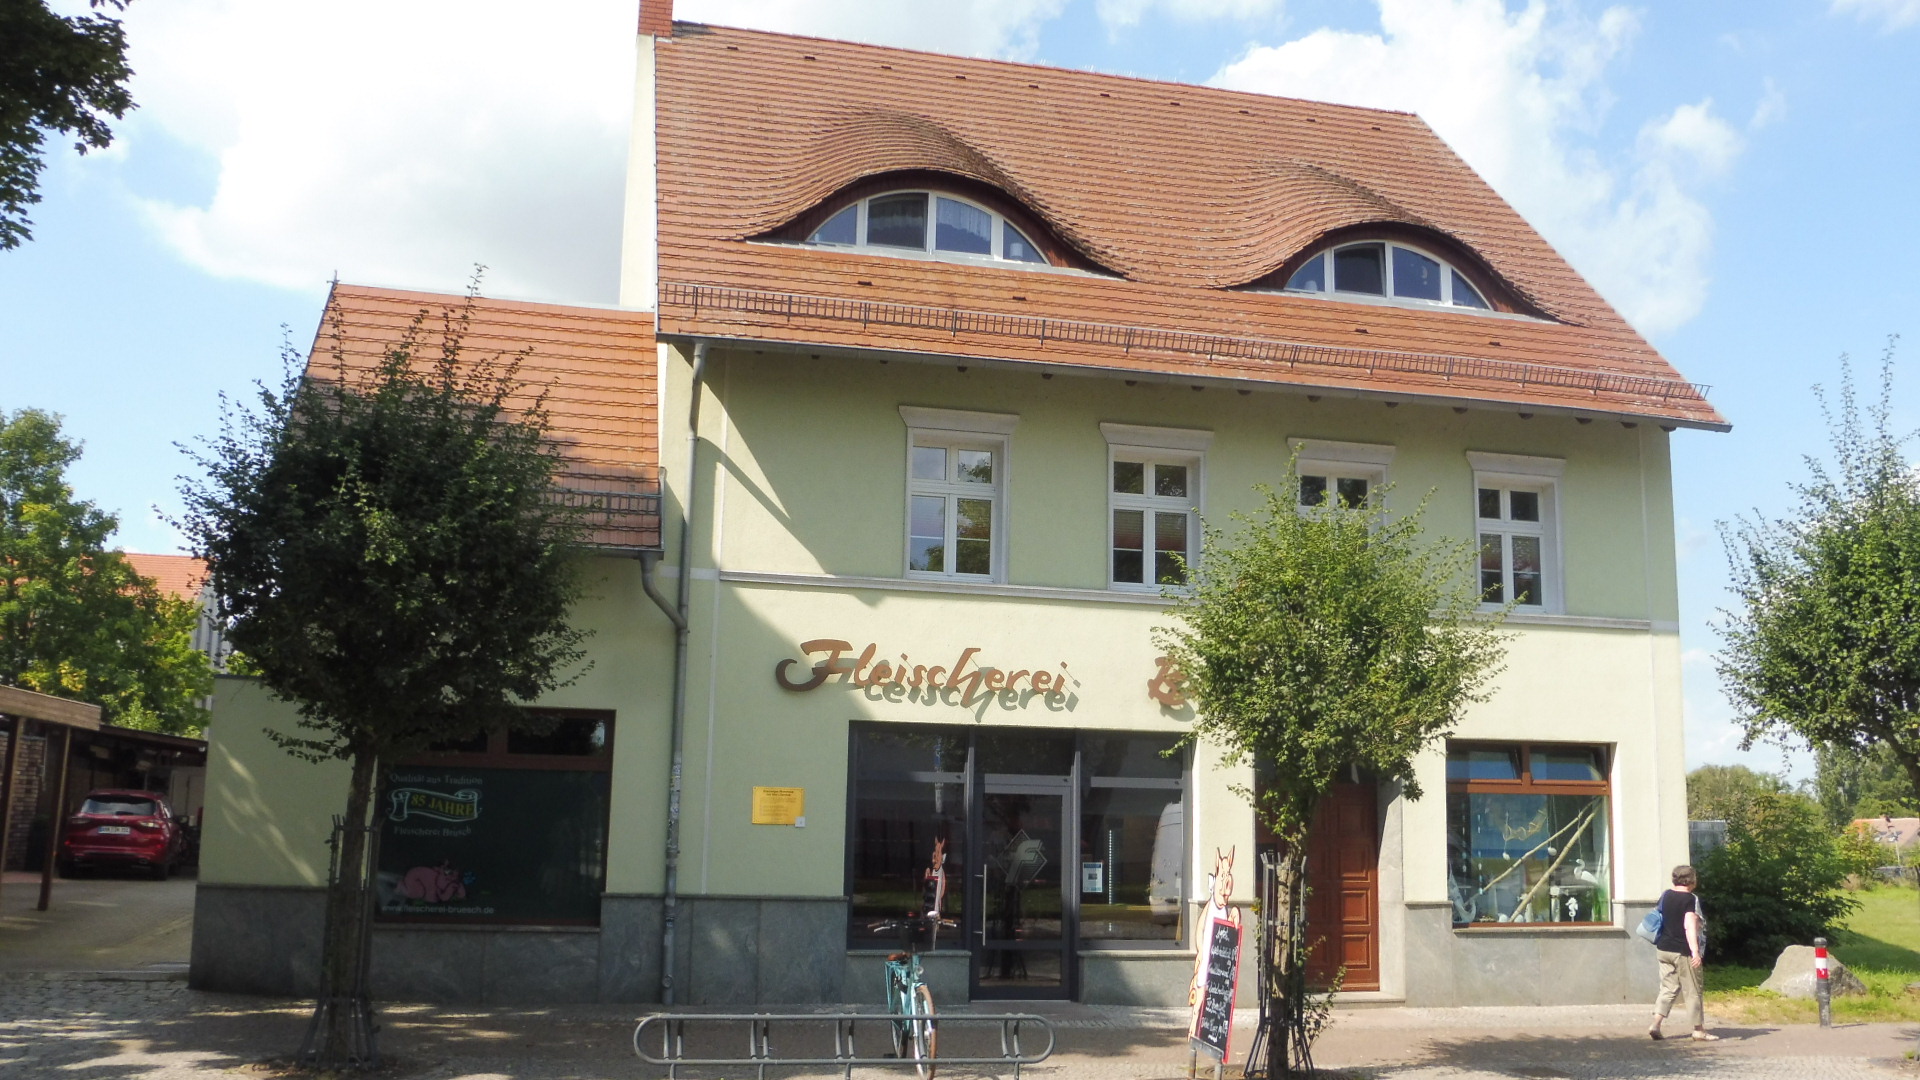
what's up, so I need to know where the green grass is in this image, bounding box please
[1704,886,1920,1023]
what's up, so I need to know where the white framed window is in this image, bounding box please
[1280,240,1491,312]
[1467,451,1565,612]
[1102,424,1211,592]
[902,407,1018,582]
[807,191,1049,267]
[1291,438,1394,511]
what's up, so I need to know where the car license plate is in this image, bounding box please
[98,825,131,835]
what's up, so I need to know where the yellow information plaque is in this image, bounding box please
[751,786,805,825]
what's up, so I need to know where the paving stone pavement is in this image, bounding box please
[3,973,1917,1079]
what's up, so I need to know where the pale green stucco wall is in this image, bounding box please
[654,343,1691,916]
[205,340,1692,937]
[201,556,677,893]
[683,346,1679,625]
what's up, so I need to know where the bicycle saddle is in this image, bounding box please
[887,952,910,961]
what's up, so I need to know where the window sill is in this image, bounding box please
[1452,923,1623,935]
[721,569,1172,606]
[1078,944,1194,957]
[373,921,601,934]
[1475,610,1660,631]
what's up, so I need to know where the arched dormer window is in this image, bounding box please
[1283,240,1491,311]
[806,191,1049,266]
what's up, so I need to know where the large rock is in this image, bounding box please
[1759,944,1868,998]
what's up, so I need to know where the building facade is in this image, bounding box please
[192,1,1725,1008]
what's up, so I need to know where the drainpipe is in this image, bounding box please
[637,340,708,1005]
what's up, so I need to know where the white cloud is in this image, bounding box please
[121,0,636,304]
[112,0,1080,305]
[1749,77,1787,131]
[1210,0,1742,337]
[1831,0,1920,31]
[681,0,1069,60]
[1095,0,1285,31]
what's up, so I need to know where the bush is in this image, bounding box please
[1697,792,1859,965]
[1834,822,1889,886]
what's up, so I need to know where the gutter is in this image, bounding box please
[636,339,707,1005]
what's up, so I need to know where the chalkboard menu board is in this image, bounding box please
[375,766,610,924]
[1191,917,1241,1061]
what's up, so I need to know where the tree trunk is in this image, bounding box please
[1269,844,1310,1077]
[315,747,380,1064]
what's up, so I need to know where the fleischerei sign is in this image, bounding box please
[774,638,1078,709]
[771,637,1189,709]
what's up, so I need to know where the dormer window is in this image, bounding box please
[806,191,1049,266]
[1284,241,1490,310]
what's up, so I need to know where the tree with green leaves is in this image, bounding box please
[177,298,590,1067]
[1696,791,1857,965]
[1,407,209,734]
[1719,343,1920,829]
[1157,476,1506,1077]
[1,0,136,249]
[1685,763,1793,824]
[1813,742,1918,830]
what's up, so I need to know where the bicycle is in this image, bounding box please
[868,913,953,1080]
[869,840,954,1079]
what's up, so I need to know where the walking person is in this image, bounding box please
[1649,864,1718,1041]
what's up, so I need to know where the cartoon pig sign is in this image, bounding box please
[401,861,468,903]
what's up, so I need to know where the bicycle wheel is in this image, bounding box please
[888,972,910,1058]
[909,983,938,1080]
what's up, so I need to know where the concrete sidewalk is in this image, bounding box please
[2,974,1916,1080]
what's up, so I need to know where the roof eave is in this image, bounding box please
[659,330,1731,433]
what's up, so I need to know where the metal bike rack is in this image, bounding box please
[633,1011,1056,1079]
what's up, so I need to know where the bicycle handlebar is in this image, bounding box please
[867,917,956,931]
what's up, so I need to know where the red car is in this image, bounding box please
[58,789,185,880]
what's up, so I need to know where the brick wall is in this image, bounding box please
[0,727,47,871]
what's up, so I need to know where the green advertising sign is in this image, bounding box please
[376,765,610,924]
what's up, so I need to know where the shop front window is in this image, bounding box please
[1079,785,1183,941]
[848,728,968,946]
[846,726,1187,949]
[376,712,613,926]
[1446,742,1610,926]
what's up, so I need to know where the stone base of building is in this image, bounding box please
[190,886,1658,1007]
[1401,902,1660,1006]
[193,887,847,1004]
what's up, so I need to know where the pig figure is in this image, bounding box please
[401,862,467,903]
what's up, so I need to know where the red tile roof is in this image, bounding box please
[651,23,1726,430]
[123,553,208,603]
[307,285,663,551]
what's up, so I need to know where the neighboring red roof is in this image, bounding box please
[307,285,663,551]
[651,23,1726,430]
[123,553,208,603]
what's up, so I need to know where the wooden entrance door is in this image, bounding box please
[1304,781,1380,991]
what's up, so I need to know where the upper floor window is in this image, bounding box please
[901,407,1018,582]
[1467,452,1564,612]
[1292,439,1394,512]
[808,191,1049,266]
[1284,241,1490,310]
[1102,424,1211,592]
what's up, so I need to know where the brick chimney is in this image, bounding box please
[639,0,672,37]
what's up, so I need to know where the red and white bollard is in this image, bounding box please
[1814,937,1832,1027]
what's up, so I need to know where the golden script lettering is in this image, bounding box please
[773,638,1076,707]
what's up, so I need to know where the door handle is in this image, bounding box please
[976,867,988,941]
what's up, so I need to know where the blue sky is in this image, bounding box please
[2,0,1916,778]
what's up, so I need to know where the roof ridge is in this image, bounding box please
[671,21,1423,121]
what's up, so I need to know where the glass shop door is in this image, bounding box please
[969,774,1074,999]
